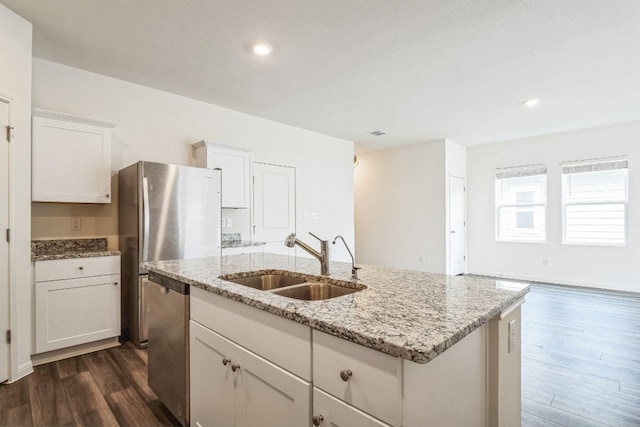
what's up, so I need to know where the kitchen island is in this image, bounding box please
[145,253,529,427]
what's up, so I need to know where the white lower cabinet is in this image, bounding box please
[312,388,390,427]
[34,256,121,354]
[190,320,311,427]
[190,287,522,427]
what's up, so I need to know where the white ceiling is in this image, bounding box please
[3,0,640,153]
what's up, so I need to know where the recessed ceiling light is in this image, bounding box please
[252,43,273,56]
[368,130,386,136]
[523,99,540,107]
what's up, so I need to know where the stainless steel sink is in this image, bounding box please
[272,282,363,300]
[221,273,307,290]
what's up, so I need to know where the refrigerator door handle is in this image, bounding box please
[142,177,150,262]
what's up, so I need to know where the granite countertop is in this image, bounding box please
[221,232,265,249]
[221,240,266,249]
[144,253,529,364]
[31,238,120,261]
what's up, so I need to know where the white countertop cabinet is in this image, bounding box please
[33,255,121,354]
[32,109,116,203]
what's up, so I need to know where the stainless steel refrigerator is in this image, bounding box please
[118,161,221,348]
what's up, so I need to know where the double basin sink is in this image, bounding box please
[220,272,366,301]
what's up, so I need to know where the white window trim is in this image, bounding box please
[495,165,548,244]
[561,158,629,247]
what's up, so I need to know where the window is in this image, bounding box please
[495,165,547,242]
[562,158,628,245]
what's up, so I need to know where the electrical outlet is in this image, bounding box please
[303,212,311,220]
[418,255,425,263]
[542,258,549,267]
[71,218,82,231]
[311,212,319,220]
[226,218,232,227]
[508,319,517,353]
[221,218,226,228]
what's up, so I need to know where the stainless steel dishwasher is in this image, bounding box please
[147,272,189,426]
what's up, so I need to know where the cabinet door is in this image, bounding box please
[194,142,250,208]
[312,388,390,427]
[32,115,112,203]
[213,151,250,208]
[35,274,120,353]
[190,321,236,427]
[235,338,311,427]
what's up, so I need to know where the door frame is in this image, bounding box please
[447,174,466,276]
[0,92,13,383]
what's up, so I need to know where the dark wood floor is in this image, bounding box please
[522,284,640,426]
[1,283,639,426]
[0,341,180,427]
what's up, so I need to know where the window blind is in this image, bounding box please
[562,157,628,245]
[495,165,547,242]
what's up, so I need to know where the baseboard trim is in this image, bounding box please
[31,337,121,366]
[467,270,638,294]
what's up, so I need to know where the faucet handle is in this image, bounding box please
[308,232,326,242]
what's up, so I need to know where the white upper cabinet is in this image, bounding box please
[193,140,251,208]
[32,109,116,203]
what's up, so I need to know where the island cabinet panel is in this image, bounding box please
[34,256,121,354]
[312,388,391,427]
[190,320,311,427]
[487,301,523,427]
[190,286,312,380]
[312,330,403,427]
[402,325,487,427]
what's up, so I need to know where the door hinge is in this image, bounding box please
[5,330,10,344]
[6,126,13,142]
[464,256,466,261]
[5,228,9,242]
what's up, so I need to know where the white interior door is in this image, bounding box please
[252,163,296,253]
[0,98,10,383]
[449,175,466,276]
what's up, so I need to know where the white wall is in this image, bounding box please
[467,121,640,292]
[0,3,33,381]
[355,140,447,273]
[31,58,355,261]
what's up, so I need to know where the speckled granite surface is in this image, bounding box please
[144,253,529,364]
[221,233,265,249]
[32,238,120,261]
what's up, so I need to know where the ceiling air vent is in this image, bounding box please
[368,130,386,136]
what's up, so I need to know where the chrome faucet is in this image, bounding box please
[332,235,360,280]
[284,232,331,275]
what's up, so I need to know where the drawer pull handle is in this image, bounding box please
[231,363,241,372]
[78,266,84,270]
[222,358,231,366]
[340,369,352,381]
[114,282,118,286]
[312,415,324,426]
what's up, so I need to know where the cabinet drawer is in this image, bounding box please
[313,388,391,427]
[191,287,311,381]
[313,331,402,427]
[35,255,120,282]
